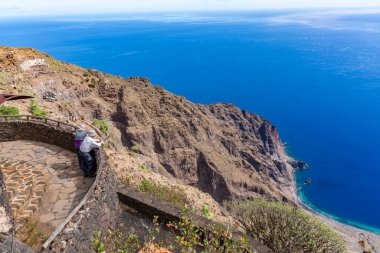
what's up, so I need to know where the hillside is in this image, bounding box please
[0,46,304,205]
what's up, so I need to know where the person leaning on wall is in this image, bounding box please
[79,130,102,178]
[74,124,87,172]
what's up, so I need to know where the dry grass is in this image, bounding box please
[0,72,9,84]
[17,217,54,250]
[138,179,189,208]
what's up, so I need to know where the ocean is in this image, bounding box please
[1,10,380,233]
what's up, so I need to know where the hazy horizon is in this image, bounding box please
[1,0,380,17]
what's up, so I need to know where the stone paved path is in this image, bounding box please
[0,140,94,229]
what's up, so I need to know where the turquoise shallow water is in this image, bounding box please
[297,187,380,234]
[1,10,380,232]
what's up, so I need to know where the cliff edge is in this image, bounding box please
[0,46,302,203]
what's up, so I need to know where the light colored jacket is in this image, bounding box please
[80,136,102,153]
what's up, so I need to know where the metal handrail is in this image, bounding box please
[0,114,77,131]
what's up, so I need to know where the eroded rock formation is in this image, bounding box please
[0,46,303,203]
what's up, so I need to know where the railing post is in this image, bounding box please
[44,118,47,124]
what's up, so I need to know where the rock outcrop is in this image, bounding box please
[0,46,303,203]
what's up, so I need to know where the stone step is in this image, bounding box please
[1,160,48,222]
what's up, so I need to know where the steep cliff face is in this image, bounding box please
[0,46,300,203]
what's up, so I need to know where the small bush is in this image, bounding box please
[202,204,215,220]
[130,145,140,152]
[93,230,141,253]
[93,119,110,136]
[123,175,133,187]
[30,100,48,117]
[93,215,252,253]
[0,105,19,115]
[139,179,188,208]
[167,212,253,253]
[138,164,152,173]
[226,198,346,253]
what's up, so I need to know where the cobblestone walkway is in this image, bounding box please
[0,140,94,229]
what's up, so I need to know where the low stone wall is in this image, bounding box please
[118,187,273,253]
[0,116,112,252]
[47,150,120,252]
[0,121,75,152]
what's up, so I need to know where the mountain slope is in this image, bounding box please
[0,46,302,203]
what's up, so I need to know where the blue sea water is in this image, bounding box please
[1,10,380,232]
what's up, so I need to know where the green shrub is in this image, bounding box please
[138,164,152,173]
[0,105,19,115]
[167,212,253,253]
[202,204,215,220]
[29,100,48,117]
[93,230,141,253]
[139,179,188,208]
[88,78,97,88]
[226,198,346,253]
[130,145,140,152]
[93,215,252,253]
[92,119,110,136]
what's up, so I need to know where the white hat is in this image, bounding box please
[77,124,86,130]
[88,130,97,137]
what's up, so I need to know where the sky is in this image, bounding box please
[1,0,380,16]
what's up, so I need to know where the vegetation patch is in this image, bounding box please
[129,145,141,158]
[93,215,252,253]
[139,179,188,208]
[30,100,48,117]
[130,145,140,152]
[123,175,133,187]
[0,105,19,115]
[93,119,111,136]
[226,198,347,253]
[46,57,69,72]
[17,218,53,250]
[138,164,152,173]
[202,204,215,220]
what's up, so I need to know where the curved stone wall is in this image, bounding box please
[0,121,75,152]
[0,115,111,252]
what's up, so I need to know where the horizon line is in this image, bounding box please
[2,6,380,18]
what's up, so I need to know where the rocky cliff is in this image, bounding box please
[0,46,302,203]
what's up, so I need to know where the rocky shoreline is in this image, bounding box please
[293,185,380,252]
